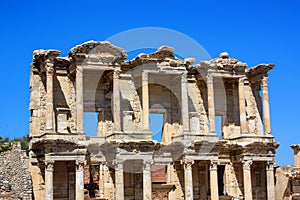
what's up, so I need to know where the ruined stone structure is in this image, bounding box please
[29,41,279,200]
[275,145,300,200]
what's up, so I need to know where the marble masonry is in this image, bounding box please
[28,40,297,200]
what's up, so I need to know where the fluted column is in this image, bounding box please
[262,76,271,135]
[45,160,54,200]
[181,160,194,200]
[209,161,219,200]
[181,72,190,132]
[113,69,121,131]
[76,66,84,133]
[242,160,253,200]
[143,160,152,200]
[114,161,124,200]
[76,160,85,200]
[45,60,54,131]
[238,78,247,134]
[207,76,216,133]
[266,161,275,200]
[142,71,149,131]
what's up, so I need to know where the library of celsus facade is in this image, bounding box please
[29,41,279,200]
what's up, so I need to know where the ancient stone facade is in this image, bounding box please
[29,41,280,200]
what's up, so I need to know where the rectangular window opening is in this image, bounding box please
[84,112,98,136]
[149,113,164,142]
[215,115,223,138]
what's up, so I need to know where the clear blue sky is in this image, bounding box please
[0,0,299,166]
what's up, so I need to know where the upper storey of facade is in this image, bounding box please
[29,41,275,145]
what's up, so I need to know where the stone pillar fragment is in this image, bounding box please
[262,76,271,135]
[113,69,121,131]
[266,161,275,200]
[207,76,216,133]
[114,161,124,200]
[209,161,219,200]
[75,160,85,200]
[98,163,105,198]
[291,145,300,167]
[45,60,54,131]
[182,160,194,200]
[76,66,84,133]
[142,71,149,131]
[238,78,247,134]
[143,160,152,200]
[45,160,54,200]
[181,72,190,132]
[242,160,253,200]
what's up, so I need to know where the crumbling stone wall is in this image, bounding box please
[0,143,32,200]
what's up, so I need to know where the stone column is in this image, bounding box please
[262,76,271,135]
[291,144,300,167]
[45,160,54,200]
[207,76,216,133]
[142,71,149,131]
[242,160,253,200]
[98,163,105,198]
[181,72,190,132]
[114,161,124,200]
[209,161,219,200]
[113,69,121,131]
[45,60,54,131]
[181,160,194,200]
[76,66,84,133]
[266,161,275,200]
[75,160,85,200]
[238,78,247,134]
[143,160,152,200]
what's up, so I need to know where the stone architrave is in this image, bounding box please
[45,160,54,200]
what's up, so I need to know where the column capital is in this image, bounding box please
[210,160,219,171]
[76,66,83,75]
[181,71,188,82]
[113,69,121,79]
[238,77,247,84]
[113,160,124,171]
[266,161,275,171]
[45,59,54,74]
[181,159,194,170]
[142,71,148,81]
[262,75,269,87]
[143,160,153,171]
[242,159,253,170]
[76,160,86,171]
[45,160,55,172]
[206,75,213,83]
